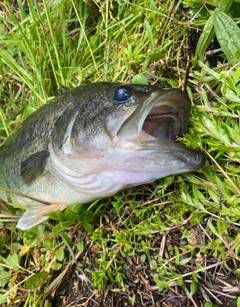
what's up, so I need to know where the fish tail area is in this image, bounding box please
[16,203,67,230]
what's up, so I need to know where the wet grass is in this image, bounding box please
[0,0,240,306]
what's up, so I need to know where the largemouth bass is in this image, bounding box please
[0,83,205,230]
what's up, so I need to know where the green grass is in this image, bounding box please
[0,0,240,306]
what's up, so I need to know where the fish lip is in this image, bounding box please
[173,148,206,170]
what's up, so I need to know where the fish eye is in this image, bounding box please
[114,87,133,103]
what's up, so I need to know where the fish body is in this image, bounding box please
[0,83,205,229]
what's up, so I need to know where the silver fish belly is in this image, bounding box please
[0,82,205,230]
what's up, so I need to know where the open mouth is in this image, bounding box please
[142,105,180,141]
[117,89,191,143]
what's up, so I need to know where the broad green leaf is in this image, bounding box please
[148,52,165,63]
[217,0,234,12]
[177,277,183,286]
[0,268,10,287]
[196,14,215,61]
[179,257,192,266]
[23,225,45,247]
[182,0,218,8]
[150,259,157,269]
[5,253,19,269]
[153,276,169,291]
[77,240,84,253]
[217,219,227,234]
[45,210,65,221]
[196,0,234,61]
[192,272,200,283]
[132,74,149,85]
[190,280,197,295]
[95,259,109,266]
[213,11,240,65]
[0,294,8,304]
[207,219,218,237]
[207,187,218,203]
[51,262,62,271]
[25,272,49,289]
[55,247,64,261]
[51,221,73,234]
[82,221,93,232]
[225,90,240,103]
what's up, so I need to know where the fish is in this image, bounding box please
[0,82,205,230]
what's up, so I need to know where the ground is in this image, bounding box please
[51,223,239,307]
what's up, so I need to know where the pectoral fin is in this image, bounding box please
[20,151,50,185]
[16,203,67,230]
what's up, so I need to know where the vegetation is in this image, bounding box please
[0,0,240,306]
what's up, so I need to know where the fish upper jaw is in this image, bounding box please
[116,88,191,142]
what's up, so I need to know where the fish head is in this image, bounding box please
[50,83,205,195]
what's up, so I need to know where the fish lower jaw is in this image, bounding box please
[51,166,168,199]
[50,162,155,199]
